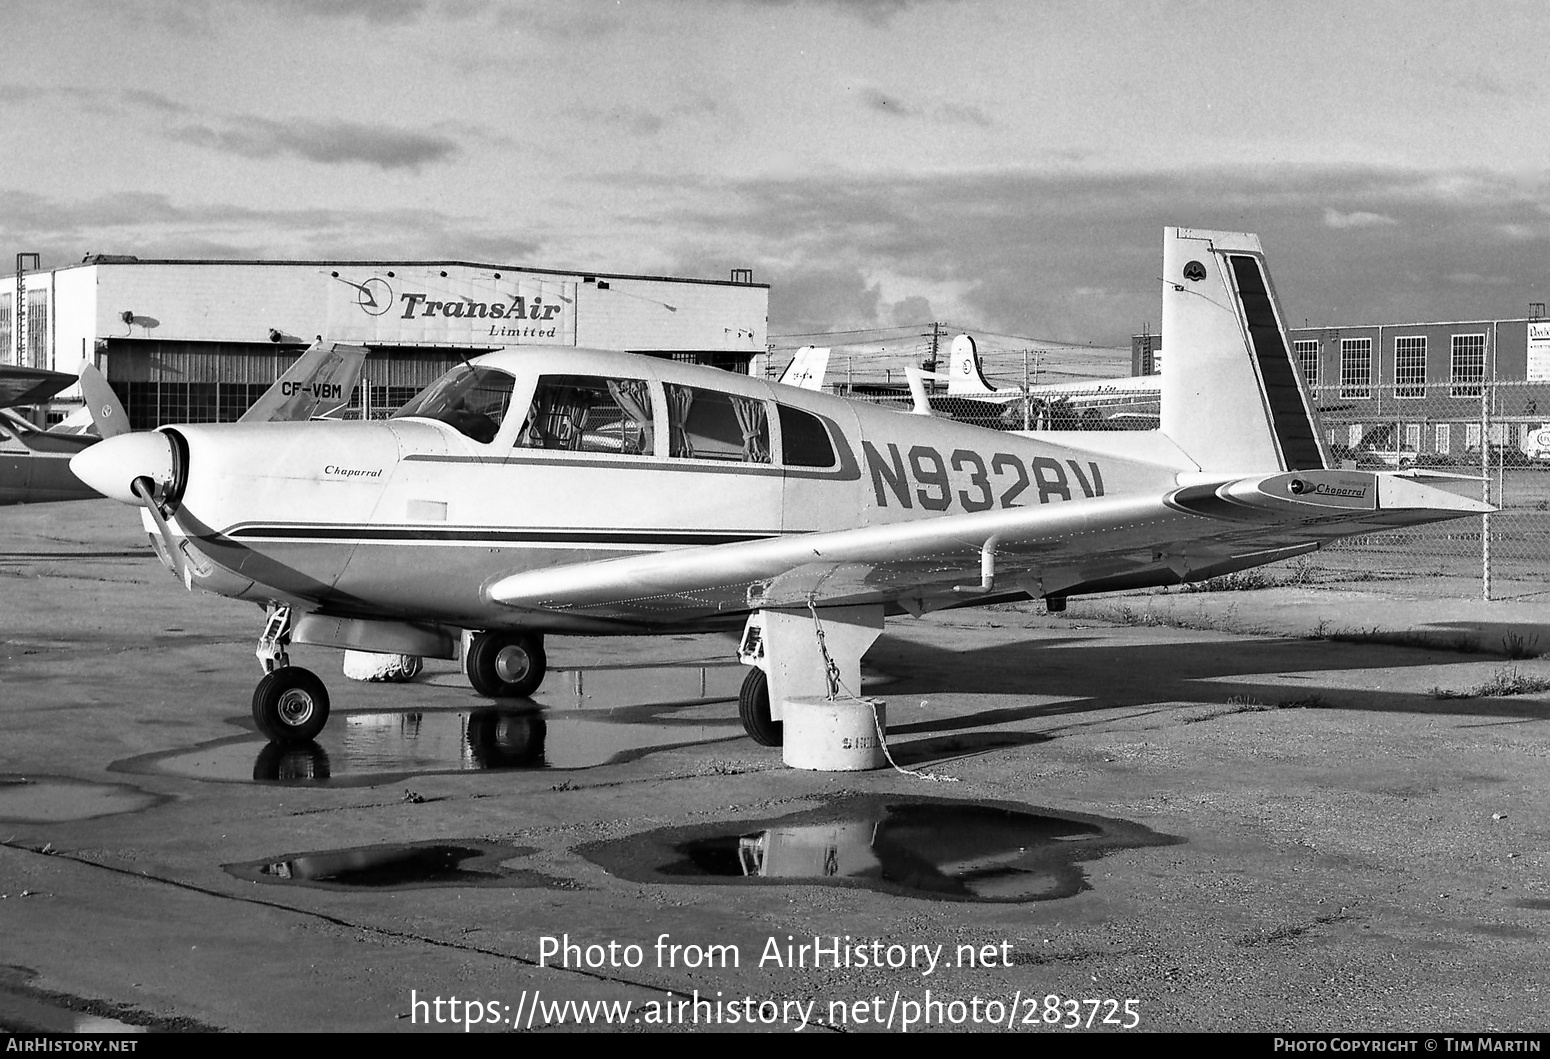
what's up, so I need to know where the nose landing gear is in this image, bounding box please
[251,603,330,744]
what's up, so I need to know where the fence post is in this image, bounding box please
[1481,327,1493,601]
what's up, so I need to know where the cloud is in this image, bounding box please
[856,86,990,126]
[738,0,950,27]
[0,190,541,269]
[646,164,1550,344]
[121,89,194,116]
[170,117,459,171]
[1323,207,1399,229]
[860,88,916,118]
[245,0,438,24]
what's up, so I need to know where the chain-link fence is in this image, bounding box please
[1309,379,1549,601]
[831,378,1547,600]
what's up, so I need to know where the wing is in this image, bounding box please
[486,470,1489,623]
[0,366,75,410]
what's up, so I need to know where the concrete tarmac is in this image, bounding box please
[1,500,1548,1033]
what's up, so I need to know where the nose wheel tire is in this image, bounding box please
[738,667,782,747]
[252,667,330,744]
[465,631,547,698]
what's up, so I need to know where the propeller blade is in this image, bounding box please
[131,475,188,584]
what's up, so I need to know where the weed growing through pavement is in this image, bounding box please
[1502,632,1543,660]
[1431,666,1550,700]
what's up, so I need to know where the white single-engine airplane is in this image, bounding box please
[72,229,1489,747]
[926,333,1160,429]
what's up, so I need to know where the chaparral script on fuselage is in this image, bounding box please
[1314,483,1367,499]
[323,465,383,479]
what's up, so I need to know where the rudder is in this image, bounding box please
[1159,227,1326,473]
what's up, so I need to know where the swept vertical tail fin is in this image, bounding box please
[240,341,369,423]
[76,363,132,439]
[777,346,831,390]
[946,334,1006,396]
[1159,227,1327,473]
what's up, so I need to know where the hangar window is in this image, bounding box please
[1394,336,1426,399]
[663,384,769,463]
[1450,334,1485,399]
[1339,338,1372,400]
[1293,339,1319,387]
[777,404,836,468]
[514,375,654,455]
[393,364,515,444]
[1435,423,1451,454]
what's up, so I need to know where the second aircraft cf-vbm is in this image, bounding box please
[72,228,1489,747]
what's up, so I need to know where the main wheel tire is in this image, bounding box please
[252,667,330,744]
[738,667,782,747]
[465,631,547,698]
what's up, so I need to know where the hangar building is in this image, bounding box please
[0,254,768,428]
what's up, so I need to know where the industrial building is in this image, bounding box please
[0,254,768,427]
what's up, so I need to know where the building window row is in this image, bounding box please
[1329,333,1490,400]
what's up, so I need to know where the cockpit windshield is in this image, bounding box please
[392,365,516,444]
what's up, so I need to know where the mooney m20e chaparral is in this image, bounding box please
[72,229,1489,747]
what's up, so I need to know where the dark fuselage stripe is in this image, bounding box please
[224,525,780,546]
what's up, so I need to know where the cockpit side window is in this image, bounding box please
[776,404,836,467]
[514,375,654,455]
[392,365,516,444]
[663,384,770,463]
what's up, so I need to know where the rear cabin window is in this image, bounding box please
[777,404,836,467]
[664,384,770,463]
[514,375,654,455]
[392,365,515,444]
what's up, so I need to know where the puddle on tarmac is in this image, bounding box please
[0,776,165,823]
[580,795,1181,903]
[115,662,752,785]
[222,840,564,892]
[0,967,156,1033]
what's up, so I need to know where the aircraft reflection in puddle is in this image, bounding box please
[582,795,1181,903]
[250,708,554,780]
[121,661,749,784]
[223,840,560,891]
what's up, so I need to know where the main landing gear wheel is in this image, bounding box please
[252,667,330,744]
[738,667,782,747]
[465,631,547,698]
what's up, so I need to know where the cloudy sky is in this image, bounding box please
[3,0,1546,354]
